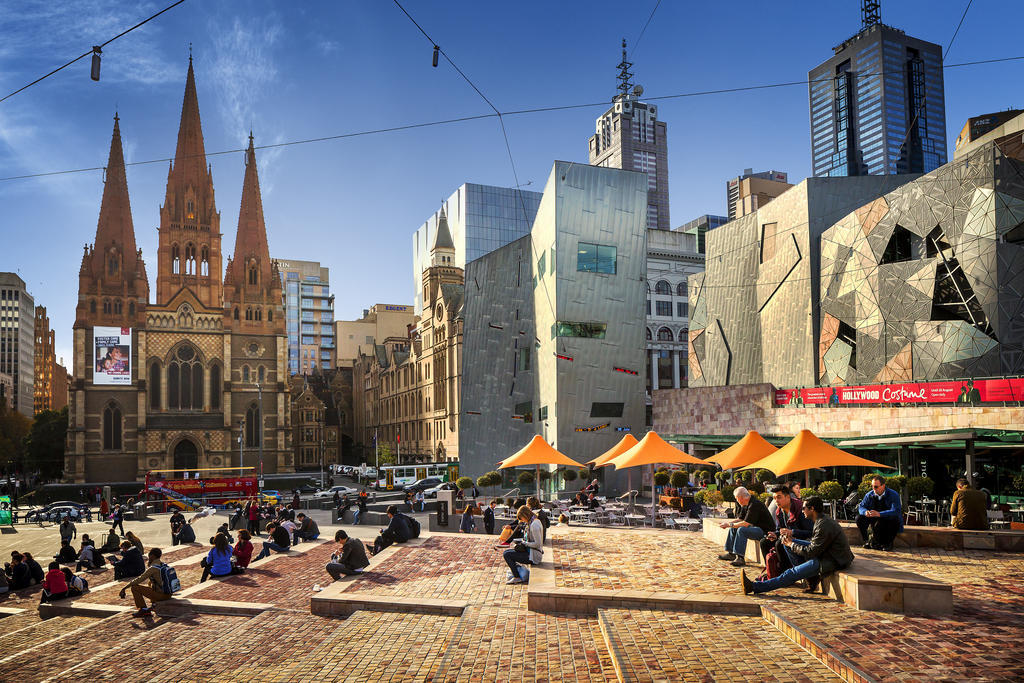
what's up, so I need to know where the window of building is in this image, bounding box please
[678,329,688,342]
[577,242,617,274]
[201,247,209,276]
[210,364,221,410]
[760,222,779,263]
[676,282,687,297]
[257,366,265,383]
[246,403,261,447]
[590,402,624,418]
[149,362,160,410]
[185,244,196,275]
[538,405,548,421]
[676,302,687,318]
[242,365,250,383]
[647,204,658,230]
[167,344,203,410]
[655,301,672,317]
[657,327,673,341]
[172,245,180,274]
[537,251,545,278]
[646,299,651,315]
[654,280,671,295]
[518,348,531,372]
[645,327,652,340]
[102,403,122,450]
[514,401,533,423]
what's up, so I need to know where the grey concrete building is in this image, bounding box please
[0,273,35,417]
[588,41,669,231]
[809,10,946,178]
[274,259,335,374]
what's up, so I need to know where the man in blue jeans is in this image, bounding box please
[741,497,854,594]
[717,487,775,567]
[253,521,291,561]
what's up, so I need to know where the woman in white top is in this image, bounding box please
[503,505,544,584]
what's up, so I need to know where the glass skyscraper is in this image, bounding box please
[809,21,946,178]
[411,183,542,314]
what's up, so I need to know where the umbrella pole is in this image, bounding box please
[650,464,656,527]
[536,464,541,502]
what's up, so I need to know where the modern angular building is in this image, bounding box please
[587,40,669,230]
[411,183,542,315]
[275,259,335,374]
[0,273,34,417]
[809,9,946,178]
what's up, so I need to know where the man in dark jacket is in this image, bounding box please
[950,479,988,530]
[253,521,292,561]
[484,501,496,535]
[760,485,813,568]
[856,475,903,550]
[742,496,854,594]
[717,487,775,567]
[111,542,146,579]
[6,553,32,590]
[371,505,412,554]
[293,513,320,543]
[326,530,370,579]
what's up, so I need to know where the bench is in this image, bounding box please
[829,556,952,615]
[839,521,1024,551]
[702,518,765,565]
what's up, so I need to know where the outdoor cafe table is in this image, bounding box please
[624,514,647,526]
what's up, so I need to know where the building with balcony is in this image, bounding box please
[0,273,35,417]
[275,259,335,374]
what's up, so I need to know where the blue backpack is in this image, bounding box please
[158,564,181,594]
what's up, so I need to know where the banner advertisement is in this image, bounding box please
[775,377,1024,406]
[93,327,132,385]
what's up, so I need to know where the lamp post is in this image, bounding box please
[238,418,245,473]
[255,382,264,489]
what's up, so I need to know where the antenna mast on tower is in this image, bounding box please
[615,38,634,99]
[861,0,881,30]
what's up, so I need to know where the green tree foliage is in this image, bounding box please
[378,444,396,465]
[755,469,774,484]
[653,471,670,487]
[456,476,474,490]
[561,469,577,483]
[517,470,535,485]
[669,470,688,488]
[25,407,68,479]
[720,484,737,503]
[906,476,934,502]
[817,481,845,501]
[704,490,724,507]
[0,403,31,471]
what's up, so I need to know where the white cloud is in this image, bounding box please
[208,15,284,191]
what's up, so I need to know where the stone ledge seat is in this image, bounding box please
[838,521,1024,551]
[829,556,953,615]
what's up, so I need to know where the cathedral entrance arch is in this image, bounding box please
[172,437,200,471]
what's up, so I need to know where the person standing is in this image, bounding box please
[246,500,260,536]
[326,530,370,579]
[856,475,902,550]
[484,501,496,535]
[59,517,77,545]
[459,506,476,533]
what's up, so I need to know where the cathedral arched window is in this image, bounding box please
[167,344,203,410]
[245,403,261,447]
[255,307,262,321]
[185,244,196,275]
[172,245,181,274]
[242,365,250,383]
[129,301,135,316]
[200,247,209,277]
[102,299,111,314]
[108,252,118,276]
[657,327,673,341]
[655,280,671,295]
[267,309,273,322]
[102,403,122,450]
[234,307,239,320]
[149,362,161,410]
[258,366,265,383]
[209,364,221,410]
[90,300,96,314]
[113,299,122,315]
[186,200,195,220]
[245,307,253,321]
[248,263,258,286]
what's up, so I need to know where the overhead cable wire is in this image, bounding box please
[0,0,188,105]
[2,53,1023,183]
[632,0,663,56]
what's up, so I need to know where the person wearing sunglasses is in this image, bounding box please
[856,475,902,550]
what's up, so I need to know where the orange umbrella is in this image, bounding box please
[590,434,639,467]
[739,429,893,477]
[706,431,778,470]
[608,432,705,524]
[499,435,586,499]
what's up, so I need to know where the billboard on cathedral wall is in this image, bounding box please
[93,327,132,385]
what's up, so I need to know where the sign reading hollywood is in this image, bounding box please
[775,377,1024,406]
[93,327,132,385]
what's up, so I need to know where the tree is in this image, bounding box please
[517,470,534,486]
[0,404,31,473]
[456,476,474,491]
[561,469,577,484]
[669,470,687,488]
[25,407,68,479]
[378,444,396,465]
[653,471,670,487]
[817,481,845,501]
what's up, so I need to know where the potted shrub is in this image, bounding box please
[517,471,535,487]
[755,469,774,487]
[693,490,707,507]
[653,470,670,497]
[669,471,688,507]
[817,481,845,503]
[906,476,934,503]
[704,489,724,508]
[562,468,578,487]
[721,484,737,503]
[800,487,817,500]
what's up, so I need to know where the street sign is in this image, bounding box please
[258,479,265,488]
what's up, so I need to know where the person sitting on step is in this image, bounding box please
[856,475,902,550]
[717,487,775,567]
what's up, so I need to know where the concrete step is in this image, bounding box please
[0,615,99,664]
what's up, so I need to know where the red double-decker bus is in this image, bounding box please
[144,467,259,511]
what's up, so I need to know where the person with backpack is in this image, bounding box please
[119,547,177,618]
[75,543,101,572]
[110,505,126,535]
[40,561,69,603]
[61,567,88,597]
[371,505,413,555]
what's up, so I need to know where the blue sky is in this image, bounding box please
[1,0,1021,371]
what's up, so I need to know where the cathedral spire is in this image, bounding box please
[93,112,137,265]
[231,134,271,283]
[172,56,209,185]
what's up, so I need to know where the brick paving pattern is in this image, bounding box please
[344,536,529,609]
[428,606,616,683]
[191,541,331,610]
[0,614,99,659]
[598,608,840,682]
[0,607,43,633]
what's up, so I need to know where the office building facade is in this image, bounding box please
[275,259,335,375]
[809,15,946,178]
[587,42,669,231]
[33,306,69,413]
[0,273,34,417]
[726,170,792,220]
[335,304,415,368]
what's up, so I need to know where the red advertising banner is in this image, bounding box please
[775,377,1024,406]
[151,476,258,503]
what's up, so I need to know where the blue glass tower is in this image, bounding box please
[809,14,946,178]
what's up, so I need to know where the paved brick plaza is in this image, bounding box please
[1,525,1022,681]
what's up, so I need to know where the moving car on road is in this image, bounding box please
[314,485,360,499]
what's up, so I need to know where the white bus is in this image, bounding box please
[375,462,457,490]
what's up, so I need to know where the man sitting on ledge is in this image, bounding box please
[856,475,902,550]
[326,530,370,579]
[741,497,853,595]
[950,478,988,530]
[717,487,775,567]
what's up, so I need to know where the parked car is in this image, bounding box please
[25,502,89,523]
[294,481,320,494]
[423,482,458,499]
[313,485,360,499]
[260,490,281,505]
[403,477,443,494]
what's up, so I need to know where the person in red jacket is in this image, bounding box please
[40,561,69,603]
[233,529,254,569]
